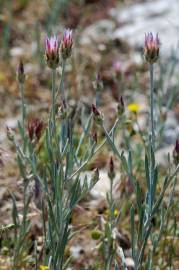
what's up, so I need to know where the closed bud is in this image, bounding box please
[92,104,103,125]
[91,230,102,240]
[173,139,179,165]
[117,96,125,116]
[144,32,160,64]
[108,156,115,180]
[91,131,97,144]
[28,118,44,143]
[17,60,25,83]
[92,167,99,183]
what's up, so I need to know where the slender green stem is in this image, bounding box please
[149,64,155,150]
[96,91,100,107]
[67,118,120,181]
[51,69,56,132]
[59,60,66,151]
[148,64,155,214]
[19,82,26,151]
[19,82,25,131]
[109,178,113,225]
[76,113,93,157]
[60,60,66,100]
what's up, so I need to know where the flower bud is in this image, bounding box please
[28,118,44,143]
[60,28,73,60]
[173,139,179,165]
[93,72,103,92]
[45,35,60,69]
[92,104,103,125]
[91,131,97,144]
[17,60,25,83]
[117,96,125,116]
[144,32,160,64]
[108,156,115,180]
[91,230,102,240]
[92,167,99,183]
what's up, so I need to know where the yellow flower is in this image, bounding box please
[39,266,50,270]
[114,209,119,217]
[127,103,141,113]
[105,208,119,218]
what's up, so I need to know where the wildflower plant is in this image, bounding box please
[8,29,121,269]
[5,24,178,270]
[98,33,178,269]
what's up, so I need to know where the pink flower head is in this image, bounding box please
[63,29,73,46]
[144,32,160,64]
[45,35,59,55]
[145,32,160,50]
[45,35,60,69]
[60,28,73,60]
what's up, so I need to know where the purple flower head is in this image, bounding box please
[45,35,59,55]
[45,35,60,69]
[145,32,160,50]
[60,28,73,60]
[144,32,160,64]
[63,29,73,45]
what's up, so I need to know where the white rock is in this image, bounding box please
[111,0,179,55]
[10,47,25,57]
[125,257,135,268]
[90,170,110,199]
[70,245,83,259]
[80,19,115,46]
[155,145,174,165]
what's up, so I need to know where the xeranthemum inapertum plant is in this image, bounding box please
[6,25,178,270]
